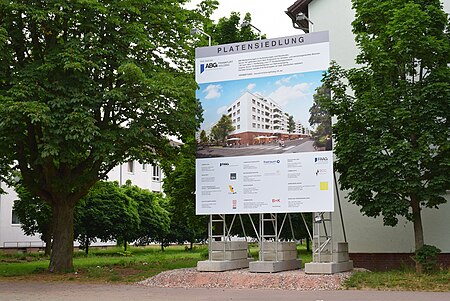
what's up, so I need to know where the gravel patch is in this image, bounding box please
[138,268,353,291]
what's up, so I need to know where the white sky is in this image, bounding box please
[186,0,304,39]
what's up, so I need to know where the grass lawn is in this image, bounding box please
[0,245,204,283]
[344,268,450,292]
[1,244,448,291]
[0,243,313,283]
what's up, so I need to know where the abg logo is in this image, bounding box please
[200,62,218,74]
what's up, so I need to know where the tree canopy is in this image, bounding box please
[161,139,207,248]
[0,0,207,272]
[75,181,140,254]
[210,114,234,144]
[15,180,171,254]
[323,0,450,272]
[287,115,296,133]
[121,182,170,248]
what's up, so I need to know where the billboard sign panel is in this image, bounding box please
[195,32,332,214]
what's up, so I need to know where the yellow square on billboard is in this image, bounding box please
[320,182,329,190]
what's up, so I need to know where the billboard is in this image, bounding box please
[195,32,332,214]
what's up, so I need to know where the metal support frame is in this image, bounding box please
[249,213,295,261]
[312,212,333,263]
[259,213,278,261]
[207,214,246,261]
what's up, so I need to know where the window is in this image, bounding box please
[142,163,147,171]
[237,125,240,129]
[252,99,256,104]
[252,123,256,128]
[237,102,240,107]
[152,165,161,181]
[237,117,240,122]
[257,109,260,114]
[128,161,134,173]
[252,107,256,112]
[252,115,256,120]
[11,208,20,225]
[233,105,236,110]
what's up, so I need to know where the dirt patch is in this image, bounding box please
[139,268,352,291]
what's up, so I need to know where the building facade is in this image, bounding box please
[225,91,308,145]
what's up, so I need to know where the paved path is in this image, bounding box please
[0,281,449,301]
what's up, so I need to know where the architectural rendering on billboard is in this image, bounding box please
[195,32,333,214]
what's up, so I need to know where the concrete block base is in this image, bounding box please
[304,260,353,274]
[249,259,301,273]
[197,258,250,272]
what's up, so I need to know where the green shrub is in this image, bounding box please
[415,244,441,273]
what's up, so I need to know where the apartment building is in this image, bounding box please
[295,120,311,136]
[226,91,307,145]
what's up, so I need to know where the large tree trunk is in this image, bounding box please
[411,194,424,273]
[49,201,75,273]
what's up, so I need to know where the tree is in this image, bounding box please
[121,182,170,249]
[309,85,332,141]
[211,12,263,44]
[161,139,207,249]
[210,114,234,144]
[199,129,209,144]
[75,181,140,254]
[323,0,450,272]
[287,115,296,133]
[0,0,203,272]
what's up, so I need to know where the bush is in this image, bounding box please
[414,244,441,273]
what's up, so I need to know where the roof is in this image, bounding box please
[285,0,313,33]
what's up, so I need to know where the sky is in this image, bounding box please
[185,0,304,39]
[198,70,324,132]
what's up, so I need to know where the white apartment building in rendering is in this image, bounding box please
[225,91,308,145]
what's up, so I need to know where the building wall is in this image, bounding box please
[0,182,42,248]
[224,91,300,145]
[308,0,450,255]
[107,162,163,193]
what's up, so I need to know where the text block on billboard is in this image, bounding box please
[196,152,334,214]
